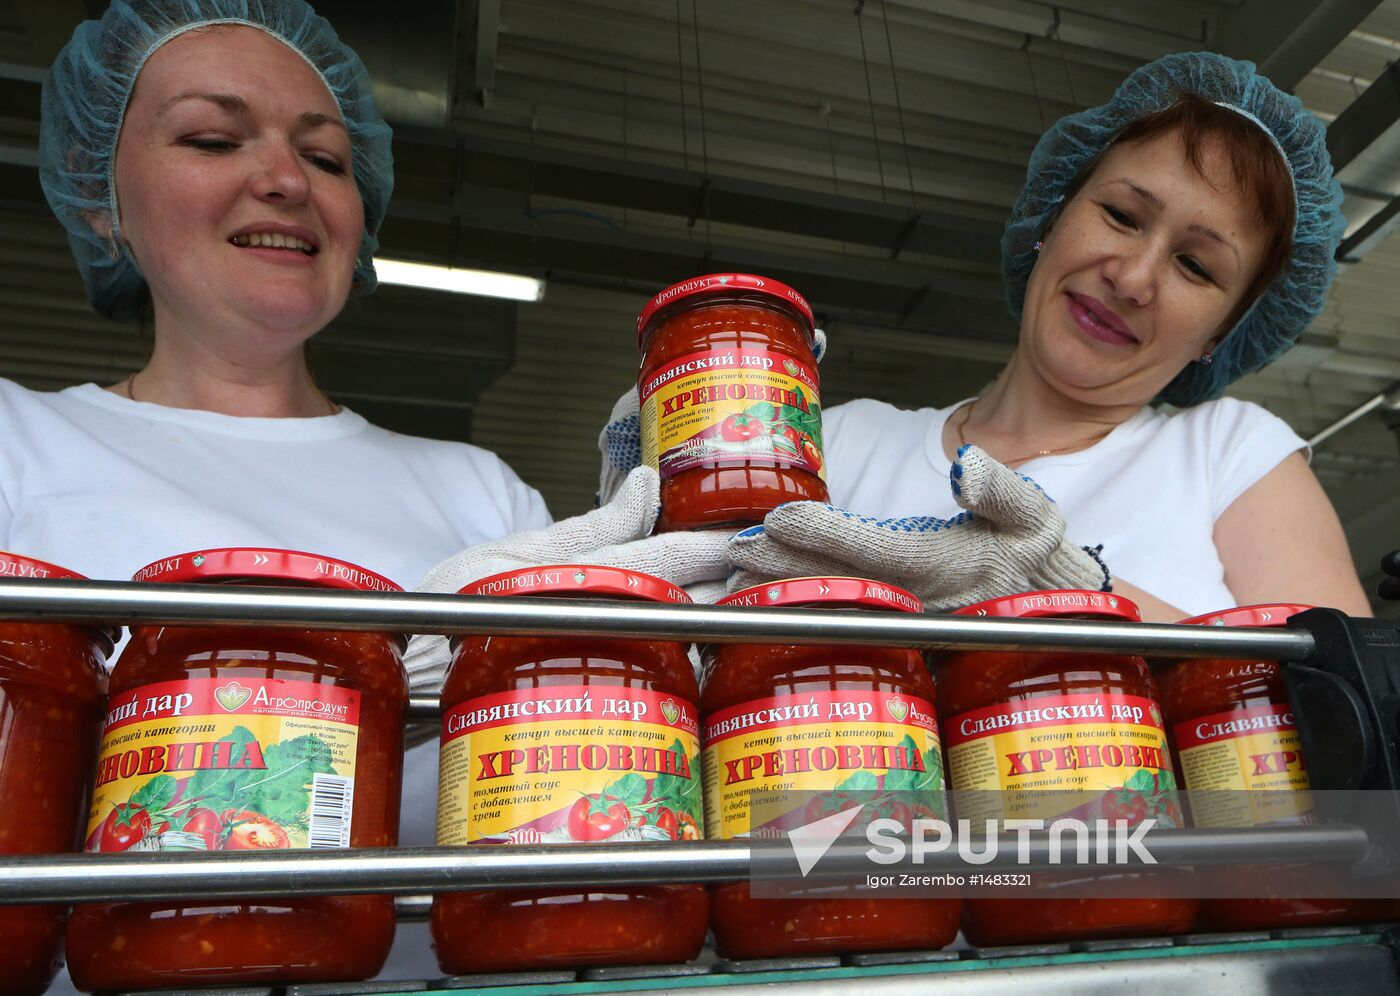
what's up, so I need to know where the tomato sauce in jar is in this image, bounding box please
[432,565,708,973]
[637,273,829,532]
[0,552,111,996]
[936,590,1197,945]
[701,577,960,958]
[65,548,407,991]
[1158,603,1369,930]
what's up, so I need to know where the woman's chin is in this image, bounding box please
[229,290,341,340]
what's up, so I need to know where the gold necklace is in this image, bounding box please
[956,398,1114,466]
[124,371,338,416]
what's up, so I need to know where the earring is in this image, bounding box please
[1032,240,1044,254]
[1198,352,1214,366]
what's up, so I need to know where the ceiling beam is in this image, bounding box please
[1327,57,1400,173]
[1337,192,1400,261]
[393,129,1003,263]
[381,192,1011,331]
[1214,0,1384,91]
[475,0,501,100]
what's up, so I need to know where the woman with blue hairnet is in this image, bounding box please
[4,0,549,989]
[722,51,1372,622]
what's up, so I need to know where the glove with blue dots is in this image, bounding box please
[726,444,1110,610]
[405,465,731,700]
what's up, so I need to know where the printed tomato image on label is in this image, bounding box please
[701,690,944,839]
[944,692,1182,827]
[437,685,703,845]
[1173,703,1312,827]
[85,678,361,853]
[639,347,825,481]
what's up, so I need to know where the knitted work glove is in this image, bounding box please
[404,465,731,699]
[597,329,827,506]
[727,444,1110,610]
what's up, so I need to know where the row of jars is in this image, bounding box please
[0,546,1370,992]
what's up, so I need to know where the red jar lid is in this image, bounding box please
[132,548,401,592]
[0,549,89,581]
[1179,603,1312,629]
[636,272,815,343]
[954,588,1140,622]
[1,550,120,649]
[719,576,922,613]
[462,565,691,604]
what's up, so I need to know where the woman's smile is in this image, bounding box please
[1065,291,1139,346]
[228,222,321,264]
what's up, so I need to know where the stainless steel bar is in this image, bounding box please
[0,579,1316,658]
[394,894,432,921]
[0,827,1368,904]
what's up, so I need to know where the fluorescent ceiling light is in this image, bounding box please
[375,258,545,302]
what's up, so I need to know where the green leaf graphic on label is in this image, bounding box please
[922,747,944,793]
[745,401,776,422]
[878,736,941,796]
[885,697,909,723]
[660,698,681,725]
[182,727,259,812]
[129,773,177,815]
[835,770,879,793]
[605,772,647,807]
[1124,769,1156,794]
[779,397,823,452]
[178,727,337,831]
[651,739,702,822]
[783,360,799,377]
[253,735,336,827]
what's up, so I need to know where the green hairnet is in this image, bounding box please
[1001,51,1345,407]
[39,0,393,321]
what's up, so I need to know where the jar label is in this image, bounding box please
[84,678,361,852]
[700,690,944,839]
[437,685,703,845]
[639,347,826,480]
[1172,703,1313,826]
[944,692,1182,826]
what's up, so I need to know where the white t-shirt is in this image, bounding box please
[823,396,1307,617]
[0,378,550,987]
[0,380,548,586]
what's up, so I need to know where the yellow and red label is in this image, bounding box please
[944,692,1182,826]
[639,347,825,480]
[701,690,944,839]
[86,678,360,852]
[1172,703,1312,826]
[437,685,703,845]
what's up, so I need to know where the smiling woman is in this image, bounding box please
[2,0,551,991]
[108,25,367,408]
[719,51,1370,625]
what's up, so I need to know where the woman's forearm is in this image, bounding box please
[1110,577,1188,624]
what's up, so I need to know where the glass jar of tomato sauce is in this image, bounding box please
[1158,603,1369,930]
[0,552,111,996]
[433,565,708,973]
[637,273,829,532]
[701,577,959,958]
[65,548,407,991]
[936,589,1197,945]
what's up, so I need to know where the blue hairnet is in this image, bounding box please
[1001,52,1345,407]
[39,0,393,321]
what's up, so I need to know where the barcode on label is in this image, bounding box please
[307,772,354,849]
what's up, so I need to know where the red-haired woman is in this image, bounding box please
[728,52,1370,622]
